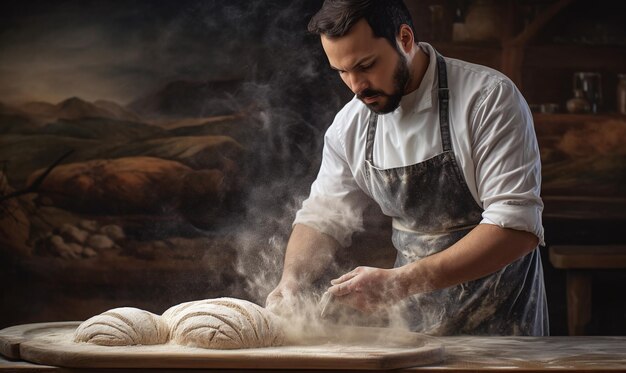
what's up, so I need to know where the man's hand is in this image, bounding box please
[324,225,539,315]
[266,224,342,316]
[327,266,407,314]
[265,279,301,316]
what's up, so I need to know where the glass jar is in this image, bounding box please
[573,72,602,114]
[566,89,591,114]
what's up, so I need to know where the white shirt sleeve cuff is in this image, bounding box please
[480,203,545,246]
[292,196,365,247]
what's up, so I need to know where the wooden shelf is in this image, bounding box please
[431,41,501,50]
[524,45,626,70]
[533,113,626,124]
[533,113,626,138]
[427,1,623,107]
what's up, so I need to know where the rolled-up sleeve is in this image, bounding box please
[472,79,545,246]
[294,123,372,247]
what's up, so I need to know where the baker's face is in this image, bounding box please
[321,19,410,114]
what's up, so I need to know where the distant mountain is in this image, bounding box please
[128,79,249,119]
[0,102,39,134]
[17,97,144,123]
[167,115,255,143]
[0,101,27,117]
[40,117,166,142]
[55,97,120,120]
[20,101,57,117]
[94,99,142,122]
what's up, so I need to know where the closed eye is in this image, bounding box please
[357,61,375,71]
[330,58,376,74]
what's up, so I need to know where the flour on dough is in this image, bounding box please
[73,307,169,346]
[163,297,285,349]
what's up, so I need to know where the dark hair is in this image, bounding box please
[307,0,416,51]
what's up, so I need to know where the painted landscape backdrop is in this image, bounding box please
[0,0,624,334]
[0,0,367,326]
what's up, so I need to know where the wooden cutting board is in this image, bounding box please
[0,322,444,370]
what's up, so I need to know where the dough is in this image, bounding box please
[163,297,285,349]
[73,307,169,346]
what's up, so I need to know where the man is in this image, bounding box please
[266,0,548,336]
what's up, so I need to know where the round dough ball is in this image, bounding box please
[74,307,169,346]
[163,297,285,349]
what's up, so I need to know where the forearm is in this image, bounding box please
[279,223,342,285]
[398,224,539,296]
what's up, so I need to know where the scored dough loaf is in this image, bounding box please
[162,297,285,349]
[73,307,169,346]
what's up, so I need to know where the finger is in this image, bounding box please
[265,290,279,307]
[266,288,293,311]
[331,269,359,285]
[329,279,356,296]
[265,291,284,311]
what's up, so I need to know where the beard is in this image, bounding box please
[357,53,410,114]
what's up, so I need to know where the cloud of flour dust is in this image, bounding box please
[152,1,440,338]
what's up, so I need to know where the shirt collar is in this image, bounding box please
[394,42,438,116]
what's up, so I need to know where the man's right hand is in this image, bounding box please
[265,224,342,317]
[265,279,301,316]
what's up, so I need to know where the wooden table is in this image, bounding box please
[549,245,626,336]
[1,336,625,372]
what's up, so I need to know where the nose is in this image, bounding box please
[344,72,368,95]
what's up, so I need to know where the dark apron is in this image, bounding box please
[363,53,548,336]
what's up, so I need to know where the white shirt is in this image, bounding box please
[294,43,544,247]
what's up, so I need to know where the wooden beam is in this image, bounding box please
[501,0,573,87]
[505,0,574,48]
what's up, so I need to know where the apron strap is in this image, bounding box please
[365,51,452,163]
[436,53,452,152]
[365,111,378,163]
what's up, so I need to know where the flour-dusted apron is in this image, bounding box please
[363,54,548,336]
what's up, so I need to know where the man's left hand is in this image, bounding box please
[327,266,407,313]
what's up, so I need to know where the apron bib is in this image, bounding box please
[363,53,548,336]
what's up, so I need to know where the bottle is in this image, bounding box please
[617,74,626,115]
[452,7,468,42]
[566,89,591,114]
[464,0,501,42]
[429,5,445,42]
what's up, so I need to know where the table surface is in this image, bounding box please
[1,336,625,372]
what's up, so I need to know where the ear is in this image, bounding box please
[397,24,414,53]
